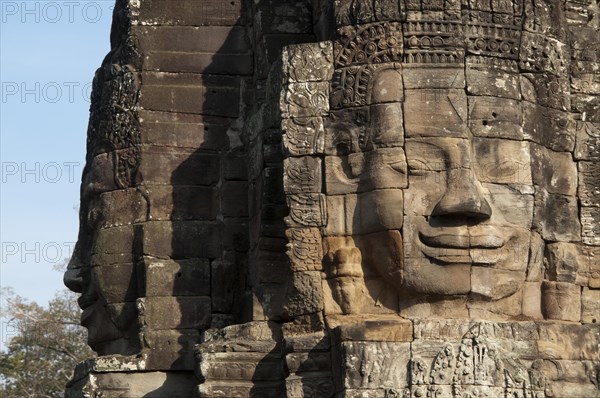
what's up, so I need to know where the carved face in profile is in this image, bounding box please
[64,64,141,355]
[64,148,142,355]
[324,66,534,314]
[64,154,141,355]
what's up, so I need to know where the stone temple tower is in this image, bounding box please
[65,0,599,396]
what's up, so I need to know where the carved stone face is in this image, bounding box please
[64,64,142,355]
[387,89,532,306]
[400,135,533,299]
[64,150,141,355]
[324,67,535,312]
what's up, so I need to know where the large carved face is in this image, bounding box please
[323,66,534,314]
[64,153,141,355]
[64,64,141,355]
[400,122,533,299]
[401,81,533,300]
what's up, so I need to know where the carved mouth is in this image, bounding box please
[78,294,96,311]
[418,230,505,265]
[419,233,504,249]
[80,304,98,328]
[78,294,99,328]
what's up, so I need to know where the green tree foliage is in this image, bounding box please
[0,288,95,398]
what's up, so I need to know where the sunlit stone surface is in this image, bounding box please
[65,0,599,396]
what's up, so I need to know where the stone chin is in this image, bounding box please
[65,246,138,356]
[80,299,125,354]
[401,260,525,301]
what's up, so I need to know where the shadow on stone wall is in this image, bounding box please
[160,13,250,397]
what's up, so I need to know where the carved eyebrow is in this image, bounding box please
[405,140,446,158]
[405,140,451,171]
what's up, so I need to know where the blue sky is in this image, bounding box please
[1,0,113,316]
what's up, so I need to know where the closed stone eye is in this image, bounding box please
[408,159,435,174]
[388,161,407,174]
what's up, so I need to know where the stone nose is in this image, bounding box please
[431,168,492,220]
[63,242,84,293]
[64,267,83,293]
